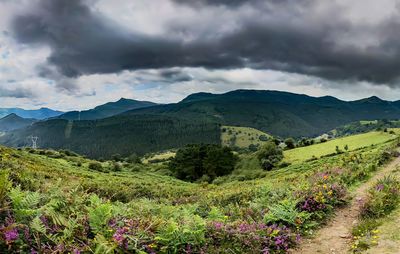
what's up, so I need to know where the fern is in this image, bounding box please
[0,169,11,205]
[88,195,113,234]
[94,234,117,254]
[30,216,46,234]
[264,198,311,227]
[9,187,41,221]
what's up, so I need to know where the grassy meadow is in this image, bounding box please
[284,131,397,164]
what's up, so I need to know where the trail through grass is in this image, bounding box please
[297,150,400,254]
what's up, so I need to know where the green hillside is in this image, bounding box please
[284,131,398,164]
[125,90,400,137]
[0,115,220,158]
[0,113,36,132]
[0,130,398,253]
[4,90,400,158]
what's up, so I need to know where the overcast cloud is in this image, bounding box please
[2,0,400,110]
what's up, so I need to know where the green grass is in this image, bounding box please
[360,120,379,125]
[284,131,397,164]
[1,131,398,253]
[142,151,176,164]
[221,125,272,148]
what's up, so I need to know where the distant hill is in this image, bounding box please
[123,90,400,137]
[3,89,400,158]
[0,107,63,120]
[0,114,36,132]
[56,98,157,120]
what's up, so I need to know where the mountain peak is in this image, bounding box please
[2,113,20,119]
[354,95,385,104]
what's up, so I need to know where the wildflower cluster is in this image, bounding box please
[205,221,299,253]
[108,218,156,253]
[351,229,380,252]
[297,171,347,213]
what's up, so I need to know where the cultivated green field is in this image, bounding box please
[284,131,397,164]
[221,125,272,148]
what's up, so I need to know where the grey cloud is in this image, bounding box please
[10,0,400,86]
[0,86,36,98]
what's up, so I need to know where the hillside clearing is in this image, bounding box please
[220,125,272,148]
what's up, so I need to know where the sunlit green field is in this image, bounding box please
[221,125,272,148]
[284,131,397,164]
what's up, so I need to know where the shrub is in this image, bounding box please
[111,154,123,162]
[257,141,283,170]
[361,176,400,218]
[169,144,238,182]
[284,138,296,149]
[88,162,103,171]
[259,135,269,141]
[206,221,298,253]
[126,153,141,164]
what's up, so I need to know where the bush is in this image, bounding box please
[169,144,238,182]
[88,162,103,171]
[126,153,141,164]
[284,138,296,149]
[361,176,400,218]
[257,142,283,170]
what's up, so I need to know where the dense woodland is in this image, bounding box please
[0,115,220,158]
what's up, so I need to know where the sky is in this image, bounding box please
[2,0,400,111]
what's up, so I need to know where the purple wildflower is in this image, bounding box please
[376,184,384,191]
[4,228,19,242]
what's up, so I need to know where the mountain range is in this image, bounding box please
[2,89,400,158]
[0,107,63,120]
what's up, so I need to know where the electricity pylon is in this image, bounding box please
[31,136,38,149]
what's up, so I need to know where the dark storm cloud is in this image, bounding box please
[10,0,400,85]
[159,69,193,82]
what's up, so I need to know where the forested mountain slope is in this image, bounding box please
[0,114,36,132]
[0,115,220,158]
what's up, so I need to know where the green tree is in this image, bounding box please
[284,138,296,149]
[169,144,238,182]
[257,142,283,170]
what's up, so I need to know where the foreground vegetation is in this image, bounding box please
[0,129,398,253]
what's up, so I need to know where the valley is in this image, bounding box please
[2,91,400,253]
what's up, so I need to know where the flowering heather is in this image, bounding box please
[206,221,297,253]
[4,228,19,243]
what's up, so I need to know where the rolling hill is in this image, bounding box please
[3,89,400,157]
[56,98,157,120]
[124,90,400,137]
[0,114,36,132]
[0,107,63,119]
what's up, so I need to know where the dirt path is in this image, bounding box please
[297,155,400,254]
